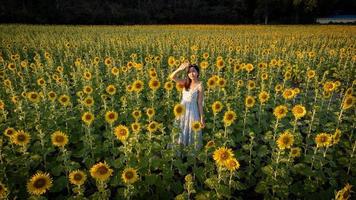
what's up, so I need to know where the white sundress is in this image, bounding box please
[176,82,203,150]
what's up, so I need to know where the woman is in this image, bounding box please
[169,60,205,150]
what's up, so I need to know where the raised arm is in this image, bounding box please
[168,61,189,85]
[197,83,205,128]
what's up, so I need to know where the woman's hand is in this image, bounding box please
[200,118,206,128]
[178,60,189,71]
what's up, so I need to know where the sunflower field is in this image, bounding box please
[0,25,355,200]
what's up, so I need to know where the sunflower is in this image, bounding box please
[224,158,240,171]
[323,91,331,98]
[83,71,92,80]
[3,79,12,87]
[133,80,144,92]
[223,110,237,126]
[51,131,68,148]
[27,91,40,103]
[233,63,242,73]
[192,121,202,132]
[149,71,157,79]
[104,57,113,66]
[176,83,184,91]
[11,130,31,146]
[315,133,332,148]
[90,162,113,182]
[82,96,94,107]
[245,80,255,90]
[147,121,158,133]
[213,147,234,166]
[131,122,141,133]
[47,91,56,102]
[245,63,254,73]
[203,52,209,59]
[111,67,120,76]
[342,95,354,110]
[0,182,8,198]
[4,127,16,137]
[146,108,155,118]
[168,56,175,67]
[149,79,160,91]
[284,71,292,80]
[114,125,129,142]
[292,104,306,119]
[207,77,217,89]
[27,172,53,196]
[69,170,87,186]
[58,95,70,107]
[37,78,46,86]
[335,183,352,200]
[174,104,185,118]
[275,84,283,93]
[217,77,226,88]
[205,140,215,149]
[83,85,93,94]
[82,112,94,126]
[132,110,142,120]
[7,63,16,71]
[332,129,342,145]
[276,131,294,150]
[258,91,270,104]
[290,147,301,157]
[216,59,224,70]
[245,96,255,108]
[345,88,353,96]
[126,84,133,92]
[261,72,268,80]
[282,88,295,100]
[200,61,209,69]
[105,111,118,125]
[164,81,174,91]
[212,101,223,114]
[237,80,244,87]
[106,85,116,95]
[323,81,336,92]
[273,105,288,119]
[122,167,139,184]
[293,88,301,94]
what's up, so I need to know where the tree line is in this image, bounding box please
[0,0,355,24]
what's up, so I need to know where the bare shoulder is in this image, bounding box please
[198,81,204,91]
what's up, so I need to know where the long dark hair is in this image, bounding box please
[184,64,200,90]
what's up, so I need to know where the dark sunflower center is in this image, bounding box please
[119,129,127,136]
[34,178,46,188]
[17,134,26,141]
[98,166,108,175]
[282,137,290,144]
[227,114,233,120]
[221,152,228,160]
[55,136,64,142]
[320,136,326,143]
[74,174,83,181]
[109,113,115,119]
[125,171,134,179]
